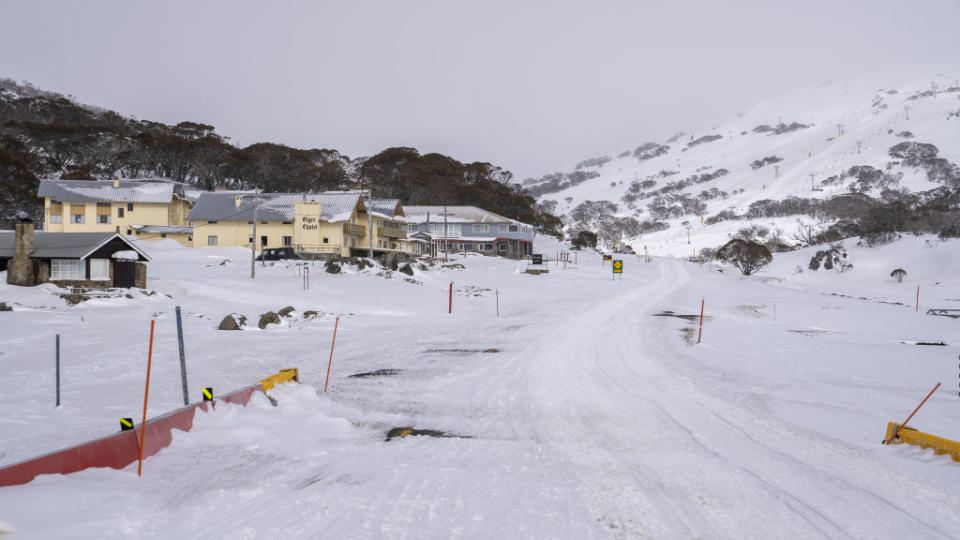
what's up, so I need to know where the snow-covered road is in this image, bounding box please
[529,258,960,538]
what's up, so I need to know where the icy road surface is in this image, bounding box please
[2,239,960,538]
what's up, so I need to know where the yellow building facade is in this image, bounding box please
[38,179,194,246]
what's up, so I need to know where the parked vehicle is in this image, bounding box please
[256,247,302,261]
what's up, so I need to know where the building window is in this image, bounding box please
[50,214,62,224]
[481,243,493,251]
[118,207,124,218]
[464,243,474,250]
[127,229,133,235]
[282,236,292,247]
[261,236,268,247]
[188,236,193,242]
[322,237,329,244]
[207,235,218,246]
[51,259,84,280]
[473,224,489,233]
[509,225,518,232]
[207,220,218,225]
[160,233,167,238]
[498,225,509,232]
[127,203,134,211]
[97,214,111,224]
[89,259,110,281]
[282,221,293,225]
[70,214,85,224]
[249,236,254,245]
[248,221,254,225]
[260,221,268,225]
[391,242,397,249]
[497,243,507,252]
[407,224,419,232]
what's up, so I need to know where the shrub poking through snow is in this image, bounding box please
[891,268,907,283]
[717,239,772,276]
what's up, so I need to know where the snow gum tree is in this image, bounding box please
[717,239,772,276]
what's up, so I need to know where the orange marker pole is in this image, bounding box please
[885,382,941,444]
[697,299,705,344]
[915,285,919,312]
[323,317,340,393]
[137,319,156,477]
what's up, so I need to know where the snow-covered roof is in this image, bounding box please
[403,206,523,225]
[38,179,179,204]
[187,192,363,223]
[368,198,404,217]
[132,225,194,235]
[0,231,150,261]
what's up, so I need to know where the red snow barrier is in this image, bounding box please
[0,385,261,488]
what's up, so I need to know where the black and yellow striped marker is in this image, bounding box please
[202,387,213,401]
[120,417,134,431]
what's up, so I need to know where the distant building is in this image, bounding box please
[38,178,194,245]
[1,218,150,288]
[402,206,534,259]
[186,191,410,258]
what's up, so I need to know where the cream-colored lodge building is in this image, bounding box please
[38,179,194,246]
[186,191,410,257]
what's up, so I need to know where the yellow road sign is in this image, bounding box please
[612,260,623,274]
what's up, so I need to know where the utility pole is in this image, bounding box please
[366,190,374,259]
[809,173,815,191]
[250,190,259,279]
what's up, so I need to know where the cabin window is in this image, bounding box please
[51,259,84,280]
[207,235,218,246]
[89,259,110,281]
[97,215,111,224]
[50,214,63,224]
[70,214,85,224]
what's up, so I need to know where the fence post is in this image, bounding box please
[55,334,61,408]
[916,285,919,312]
[697,299,705,344]
[496,289,499,317]
[138,320,156,477]
[323,317,340,393]
[175,306,189,406]
[449,282,453,314]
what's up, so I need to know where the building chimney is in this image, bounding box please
[7,216,36,286]
[113,178,120,188]
[235,196,243,208]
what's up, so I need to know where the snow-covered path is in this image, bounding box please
[530,258,960,538]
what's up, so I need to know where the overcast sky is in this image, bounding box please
[1,0,958,179]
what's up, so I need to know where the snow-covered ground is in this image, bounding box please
[1,237,959,538]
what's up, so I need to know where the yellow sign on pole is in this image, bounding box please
[612,260,623,274]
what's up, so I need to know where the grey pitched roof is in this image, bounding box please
[38,179,176,203]
[187,192,362,222]
[133,225,194,235]
[368,198,403,217]
[403,206,518,224]
[0,231,150,261]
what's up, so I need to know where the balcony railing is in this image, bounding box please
[343,223,366,236]
[377,226,406,239]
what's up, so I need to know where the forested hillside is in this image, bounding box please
[0,79,559,233]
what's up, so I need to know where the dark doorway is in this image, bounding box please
[114,261,135,288]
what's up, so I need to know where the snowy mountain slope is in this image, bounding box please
[526,74,960,256]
